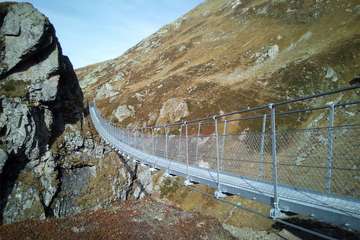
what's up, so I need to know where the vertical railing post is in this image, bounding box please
[150,127,156,171]
[152,127,155,155]
[214,116,225,198]
[142,128,146,153]
[221,120,228,172]
[165,126,169,162]
[165,126,173,175]
[259,114,267,179]
[185,121,190,178]
[178,124,183,161]
[269,103,281,218]
[184,122,192,186]
[195,122,202,166]
[325,103,335,193]
[165,126,168,160]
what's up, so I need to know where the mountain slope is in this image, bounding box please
[77,0,360,128]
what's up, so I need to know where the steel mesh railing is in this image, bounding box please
[93,104,360,197]
[90,86,360,230]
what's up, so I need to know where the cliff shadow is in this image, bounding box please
[118,154,149,200]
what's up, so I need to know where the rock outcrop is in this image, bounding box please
[113,105,135,123]
[156,98,189,125]
[0,2,84,224]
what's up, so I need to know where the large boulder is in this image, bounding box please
[156,98,189,125]
[0,2,55,76]
[0,2,83,224]
[113,105,135,123]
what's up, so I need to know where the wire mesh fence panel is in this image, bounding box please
[221,132,273,182]
[187,135,199,166]
[335,104,360,126]
[331,125,360,199]
[195,134,217,170]
[167,135,186,164]
[154,135,166,159]
[142,134,154,155]
[276,127,328,194]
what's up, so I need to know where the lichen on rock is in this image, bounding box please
[0,2,83,224]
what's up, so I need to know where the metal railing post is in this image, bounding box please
[195,122,201,165]
[259,114,267,179]
[142,128,146,153]
[152,128,155,154]
[214,116,225,198]
[326,103,335,193]
[178,124,183,161]
[221,120,228,172]
[184,122,193,186]
[165,126,168,160]
[269,103,281,218]
[150,127,156,170]
[185,121,190,179]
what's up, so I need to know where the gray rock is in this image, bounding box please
[324,66,338,82]
[0,3,54,75]
[133,166,153,199]
[0,148,8,174]
[71,226,85,233]
[113,105,135,122]
[1,98,37,158]
[156,98,189,125]
[0,2,83,224]
[255,44,279,64]
[52,166,96,217]
[3,181,45,224]
[33,150,58,207]
[147,112,158,125]
[95,83,118,100]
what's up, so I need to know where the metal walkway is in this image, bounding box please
[89,86,360,231]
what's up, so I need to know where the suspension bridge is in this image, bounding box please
[89,86,360,234]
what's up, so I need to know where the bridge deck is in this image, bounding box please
[90,104,360,231]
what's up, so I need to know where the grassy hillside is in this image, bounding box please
[77,0,360,129]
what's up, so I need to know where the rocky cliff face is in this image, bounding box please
[0,2,83,223]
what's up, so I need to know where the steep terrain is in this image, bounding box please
[75,0,360,236]
[78,0,360,128]
[1,0,359,238]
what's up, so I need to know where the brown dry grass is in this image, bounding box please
[77,0,360,132]
[0,198,235,240]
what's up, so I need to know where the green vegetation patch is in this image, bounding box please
[160,177,182,198]
[0,79,28,98]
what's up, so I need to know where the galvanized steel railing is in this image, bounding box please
[90,86,360,231]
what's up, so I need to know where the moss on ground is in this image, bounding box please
[157,175,273,230]
[0,79,28,98]
[159,177,182,199]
